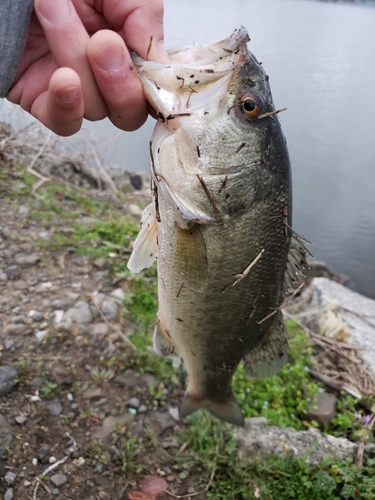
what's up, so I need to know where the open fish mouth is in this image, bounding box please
[131,27,251,118]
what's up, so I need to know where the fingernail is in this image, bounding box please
[57,86,79,103]
[38,0,70,23]
[95,44,124,71]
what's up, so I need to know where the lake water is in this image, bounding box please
[2,0,375,298]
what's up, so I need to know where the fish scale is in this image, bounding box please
[128,27,309,426]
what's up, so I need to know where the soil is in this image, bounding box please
[0,171,204,500]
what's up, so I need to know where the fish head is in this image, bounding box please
[132,26,274,129]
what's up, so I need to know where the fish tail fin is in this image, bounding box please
[180,388,244,427]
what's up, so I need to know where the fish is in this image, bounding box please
[128,27,309,426]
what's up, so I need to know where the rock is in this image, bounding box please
[89,323,109,337]
[101,299,118,320]
[37,444,51,463]
[63,301,93,324]
[5,324,31,336]
[92,415,130,440]
[76,216,100,224]
[168,407,180,422]
[128,204,142,216]
[138,404,148,414]
[35,330,48,342]
[93,398,108,407]
[130,174,143,191]
[187,486,196,494]
[111,288,126,301]
[41,400,63,416]
[115,369,156,389]
[50,474,68,487]
[296,278,375,376]
[15,415,27,425]
[5,339,14,350]
[308,392,336,425]
[83,387,103,400]
[234,422,371,466]
[4,471,17,485]
[93,259,107,269]
[15,254,40,266]
[0,272,7,281]
[150,411,176,435]
[65,292,80,301]
[4,488,13,500]
[98,491,110,500]
[38,231,50,239]
[51,299,68,310]
[127,397,140,409]
[245,416,269,427]
[29,310,43,322]
[0,366,18,395]
[4,266,19,279]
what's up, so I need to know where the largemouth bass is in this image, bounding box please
[128,27,308,426]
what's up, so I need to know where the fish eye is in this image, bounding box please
[240,94,263,119]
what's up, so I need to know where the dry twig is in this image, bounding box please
[33,455,69,500]
[88,293,136,350]
[232,249,265,286]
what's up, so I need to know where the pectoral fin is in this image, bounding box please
[180,387,244,427]
[153,320,178,357]
[127,203,158,273]
[242,311,288,379]
[175,223,207,285]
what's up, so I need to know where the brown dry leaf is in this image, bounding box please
[128,491,156,500]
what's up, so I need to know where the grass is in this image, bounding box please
[7,165,375,497]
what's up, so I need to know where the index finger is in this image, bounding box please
[34,0,108,121]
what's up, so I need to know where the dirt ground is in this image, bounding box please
[0,172,204,500]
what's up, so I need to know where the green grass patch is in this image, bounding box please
[177,413,375,500]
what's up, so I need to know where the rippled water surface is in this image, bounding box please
[2,0,375,298]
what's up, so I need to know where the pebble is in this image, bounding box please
[15,415,28,425]
[111,288,126,301]
[65,292,80,301]
[23,480,31,487]
[138,404,148,414]
[0,272,7,281]
[38,231,50,239]
[98,491,111,500]
[15,254,40,266]
[83,387,103,400]
[0,365,18,396]
[41,400,63,416]
[4,266,19,279]
[127,397,140,409]
[49,456,57,464]
[5,339,15,350]
[101,298,118,320]
[76,216,100,224]
[50,474,68,487]
[168,407,180,422]
[93,258,107,269]
[18,205,29,215]
[93,398,108,407]
[29,310,43,321]
[90,323,108,337]
[63,301,93,324]
[128,204,142,216]
[37,444,51,462]
[115,369,156,389]
[166,475,174,482]
[5,324,31,336]
[32,458,38,466]
[4,471,17,485]
[187,487,196,494]
[4,488,13,500]
[35,330,48,342]
[52,299,68,310]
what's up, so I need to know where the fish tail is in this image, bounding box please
[180,388,244,427]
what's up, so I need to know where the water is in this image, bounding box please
[2,0,375,298]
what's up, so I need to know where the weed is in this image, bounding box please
[40,381,59,398]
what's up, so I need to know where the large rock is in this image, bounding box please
[235,420,374,466]
[295,278,375,376]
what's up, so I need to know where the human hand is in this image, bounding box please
[6,0,168,136]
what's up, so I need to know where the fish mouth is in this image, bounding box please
[132,27,251,117]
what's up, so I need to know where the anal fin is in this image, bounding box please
[153,320,178,357]
[128,203,158,273]
[242,311,288,379]
[180,387,244,427]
